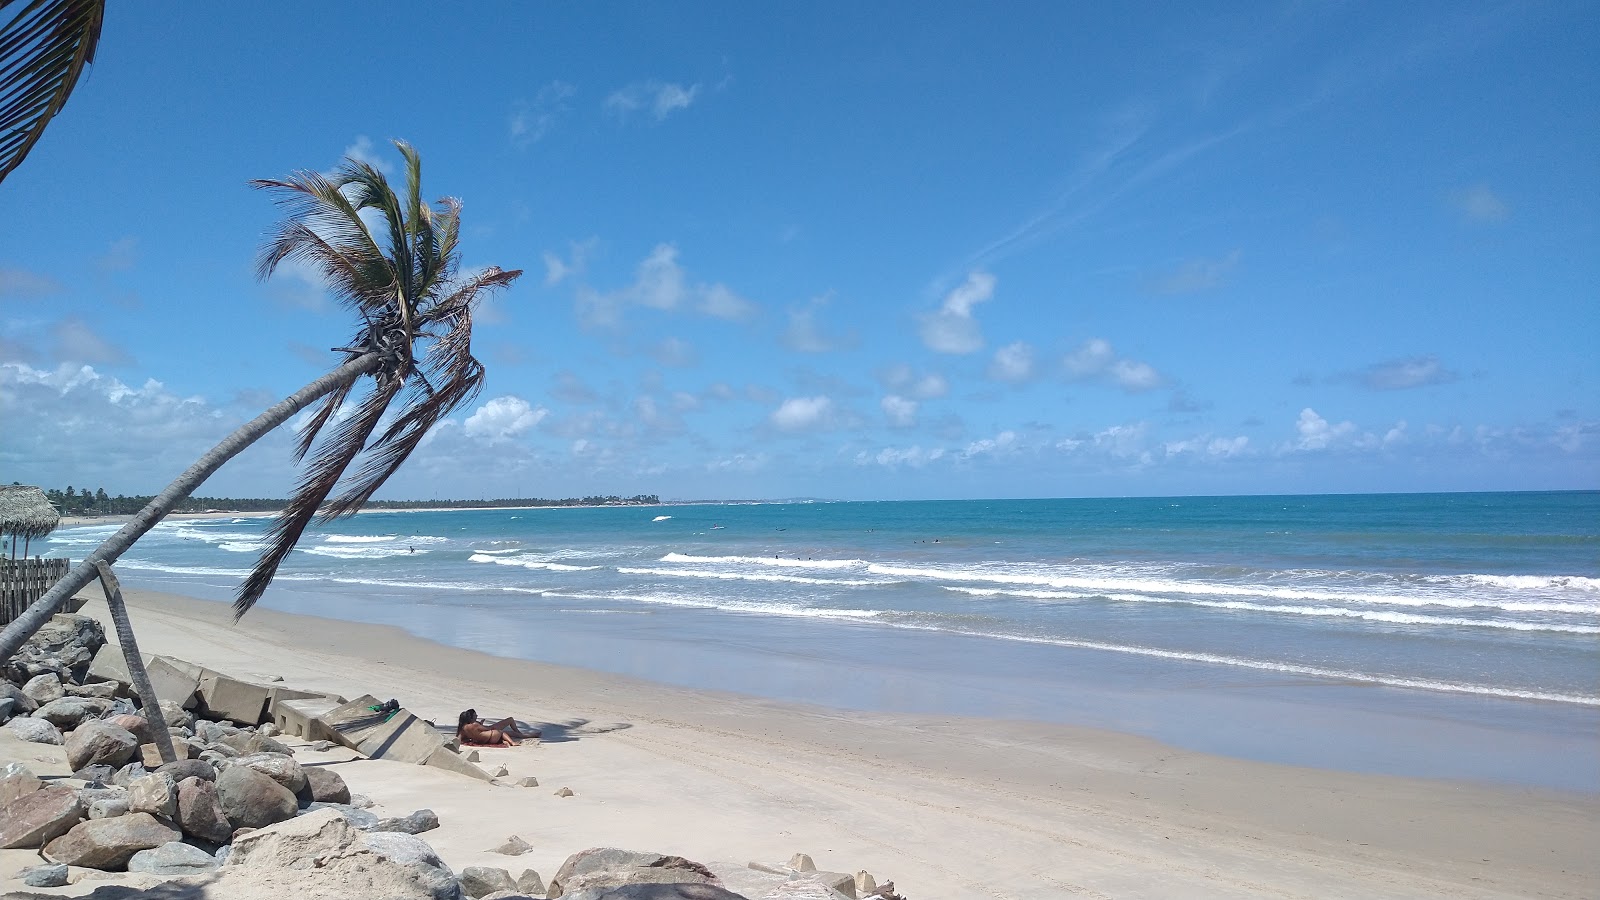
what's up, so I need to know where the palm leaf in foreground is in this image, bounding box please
[0,0,104,183]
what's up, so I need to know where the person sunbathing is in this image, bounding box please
[457,708,536,746]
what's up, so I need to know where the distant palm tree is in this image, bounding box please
[0,0,105,183]
[0,141,522,661]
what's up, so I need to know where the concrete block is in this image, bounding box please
[196,671,272,726]
[274,698,343,740]
[312,695,383,751]
[143,656,200,710]
[355,711,443,764]
[85,645,136,695]
[422,745,493,782]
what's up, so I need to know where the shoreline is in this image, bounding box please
[55,503,666,528]
[17,583,1597,898]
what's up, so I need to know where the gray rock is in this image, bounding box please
[157,758,216,783]
[461,865,517,898]
[361,830,463,900]
[349,793,375,809]
[491,834,533,855]
[0,695,14,723]
[21,672,65,705]
[518,869,546,895]
[1,679,37,714]
[89,797,131,819]
[764,881,855,900]
[176,775,234,844]
[556,786,575,797]
[0,761,41,807]
[216,763,298,830]
[374,808,441,835]
[65,719,140,772]
[6,614,105,684]
[516,776,539,788]
[0,784,85,849]
[195,719,235,743]
[548,849,718,899]
[44,811,181,870]
[303,765,351,804]
[127,839,221,875]
[111,761,149,787]
[104,713,153,743]
[18,863,69,887]
[564,887,749,900]
[4,715,63,744]
[127,771,178,819]
[789,854,816,873]
[259,722,281,737]
[232,752,308,798]
[480,893,538,900]
[33,695,113,729]
[158,699,194,729]
[66,680,121,699]
[309,739,336,751]
[303,801,379,829]
[219,729,294,757]
[76,786,129,806]
[73,763,115,784]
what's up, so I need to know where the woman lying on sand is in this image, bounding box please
[457,708,538,746]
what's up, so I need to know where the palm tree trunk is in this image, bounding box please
[0,352,381,664]
[94,560,177,764]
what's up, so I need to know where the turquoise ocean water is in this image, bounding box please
[44,491,1600,788]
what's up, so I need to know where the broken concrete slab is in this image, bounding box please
[197,670,273,726]
[422,745,492,782]
[311,695,384,751]
[355,712,442,764]
[273,697,344,740]
[143,656,201,710]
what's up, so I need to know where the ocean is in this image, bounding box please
[43,491,1600,790]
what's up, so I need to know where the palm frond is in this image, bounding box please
[291,368,357,463]
[0,0,104,183]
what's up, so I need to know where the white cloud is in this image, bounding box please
[988,341,1035,382]
[1146,250,1240,294]
[1450,184,1509,223]
[543,237,597,287]
[1063,338,1164,392]
[881,395,917,428]
[1164,435,1250,458]
[1354,355,1458,391]
[769,395,834,432]
[267,256,331,311]
[1292,408,1359,451]
[0,267,62,296]
[649,336,697,367]
[1092,423,1151,460]
[605,81,701,121]
[464,396,547,442]
[883,364,948,399]
[699,283,755,320]
[959,430,1017,460]
[52,316,132,366]
[856,445,945,468]
[342,136,393,174]
[919,270,994,354]
[511,81,576,148]
[783,294,851,353]
[576,243,755,327]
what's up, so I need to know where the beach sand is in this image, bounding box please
[4,585,1596,899]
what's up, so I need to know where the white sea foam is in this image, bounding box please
[943,585,1598,618]
[323,535,398,543]
[661,552,865,570]
[296,545,416,560]
[541,590,881,620]
[1094,593,1600,634]
[1462,573,1600,592]
[468,553,601,572]
[113,560,251,578]
[618,566,881,586]
[653,515,672,522]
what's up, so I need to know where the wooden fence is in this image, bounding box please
[1,557,71,627]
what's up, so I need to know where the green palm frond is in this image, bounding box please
[235,140,522,618]
[0,0,103,183]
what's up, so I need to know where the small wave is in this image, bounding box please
[1462,573,1600,593]
[468,553,601,572]
[1099,593,1600,634]
[114,560,251,578]
[543,590,881,620]
[661,552,865,570]
[618,566,881,587]
[297,546,416,560]
[323,535,398,544]
[653,515,672,522]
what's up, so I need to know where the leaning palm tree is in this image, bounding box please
[0,140,521,662]
[0,0,105,183]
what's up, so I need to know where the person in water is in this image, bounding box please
[457,708,536,746]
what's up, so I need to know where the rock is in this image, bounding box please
[74,763,116,784]
[0,696,14,723]
[44,811,180,870]
[128,839,221,875]
[221,729,296,757]
[304,765,351,804]
[556,786,575,797]
[1,679,37,714]
[789,854,816,873]
[855,872,876,895]
[232,751,308,796]
[0,784,85,849]
[309,739,336,751]
[373,808,441,834]
[21,672,65,705]
[18,863,69,887]
[765,883,855,900]
[360,830,463,900]
[0,761,42,807]
[86,642,134,692]
[805,872,858,898]
[106,714,153,743]
[89,797,131,819]
[221,810,461,898]
[6,614,106,684]
[127,772,178,819]
[156,699,194,729]
[216,763,298,830]
[195,719,235,744]
[4,715,63,744]
[175,776,233,844]
[111,760,150,787]
[302,801,378,830]
[77,786,128,806]
[491,834,533,856]
[32,695,113,729]
[480,893,538,900]
[466,749,481,762]
[65,680,121,699]
[259,722,281,737]
[349,793,375,808]
[492,764,509,777]
[548,849,718,899]
[461,865,517,898]
[517,776,539,788]
[565,887,748,900]
[517,869,546,895]
[158,757,217,782]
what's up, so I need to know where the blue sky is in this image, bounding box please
[1,1,1595,501]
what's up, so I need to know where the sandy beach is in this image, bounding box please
[3,584,1595,899]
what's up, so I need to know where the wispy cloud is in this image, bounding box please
[96,237,138,274]
[575,243,755,328]
[543,237,598,287]
[881,364,948,399]
[1145,250,1241,295]
[605,81,701,122]
[0,267,62,296]
[783,293,854,353]
[511,81,576,148]
[987,341,1035,383]
[1063,338,1163,392]
[881,395,918,428]
[1343,354,1459,391]
[52,316,132,366]
[342,136,393,174]
[919,270,994,354]
[1449,184,1509,223]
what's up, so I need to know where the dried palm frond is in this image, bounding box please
[0,0,103,183]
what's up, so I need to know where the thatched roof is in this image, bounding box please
[0,485,60,540]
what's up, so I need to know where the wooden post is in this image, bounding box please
[92,561,179,765]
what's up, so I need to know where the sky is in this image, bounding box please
[1,1,1596,502]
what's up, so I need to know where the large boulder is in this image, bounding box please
[303,765,351,804]
[128,840,221,876]
[106,713,153,743]
[0,784,84,849]
[548,849,720,899]
[158,757,217,783]
[362,831,463,900]
[1,761,42,807]
[4,714,63,744]
[461,866,517,898]
[21,672,65,705]
[302,801,379,830]
[220,730,295,757]
[232,751,309,797]
[65,719,140,771]
[224,809,461,900]
[44,811,180,870]
[5,613,105,684]
[216,763,298,829]
[175,775,234,844]
[1,679,37,715]
[564,887,751,900]
[32,695,114,729]
[373,808,440,835]
[127,771,178,819]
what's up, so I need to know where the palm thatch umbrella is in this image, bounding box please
[0,485,60,559]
